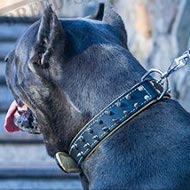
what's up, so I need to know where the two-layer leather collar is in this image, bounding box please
[55,79,170,173]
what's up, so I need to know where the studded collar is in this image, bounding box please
[55,79,170,173]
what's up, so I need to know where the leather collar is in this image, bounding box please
[55,79,170,173]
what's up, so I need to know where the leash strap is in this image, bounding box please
[69,80,169,166]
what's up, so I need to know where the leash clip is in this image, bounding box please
[141,69,169,100]
[161,49,190,80]
[142,48,190,100]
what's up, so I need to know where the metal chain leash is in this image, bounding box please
[142,48,190,100]
[160,49,190,82]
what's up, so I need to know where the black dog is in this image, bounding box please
[4,4,190,190]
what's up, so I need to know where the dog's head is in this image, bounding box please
[4,5,140,157]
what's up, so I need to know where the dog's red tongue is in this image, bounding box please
[4,101,20,133]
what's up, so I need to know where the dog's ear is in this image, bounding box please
[29,5,64,69]
[103,4,127,44]
[91,3,105,20]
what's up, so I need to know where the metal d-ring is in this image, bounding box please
[141,69,169,100]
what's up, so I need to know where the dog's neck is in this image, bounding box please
[56,45,189,189]
[58,45,146,146]
[58,45,146,153]
[63,45,146,118]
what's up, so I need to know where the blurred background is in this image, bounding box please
[0,0,190,189]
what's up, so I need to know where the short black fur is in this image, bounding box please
[5,4,190,190]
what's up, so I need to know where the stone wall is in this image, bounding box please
[113,0,190,111]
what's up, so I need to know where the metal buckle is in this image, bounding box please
[141,69,169,100]
[142,48,190,101]
[55,152,81,173]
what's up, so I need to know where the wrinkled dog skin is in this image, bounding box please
[5,4,190,190]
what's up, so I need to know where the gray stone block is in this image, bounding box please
[0,144,53,164]
[0,23,30,41]
[0,113,6,127]
[0,164,79,178]
[0,62,6,85]
[0,179,82,190]
[0,42,15,61]
[0,86,13,112]
[0,62,6,78]
[173,0,190,54]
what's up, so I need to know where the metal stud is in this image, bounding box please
[71,143,78,150]
[84,143,91,149]
[102,127,110,132]
[144,95,150,101]
[112,118,119,123]
[134,103,138,109]
[138,86,144,91]
[79,136,85,142]
[88,128,93,134]
[93,135,100,141]
[123,110,128,115]
[125,94,131,100]
[105,110,113,116]
[115,102,122,107]
[77,152,84,157]
[96,119,103,125]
